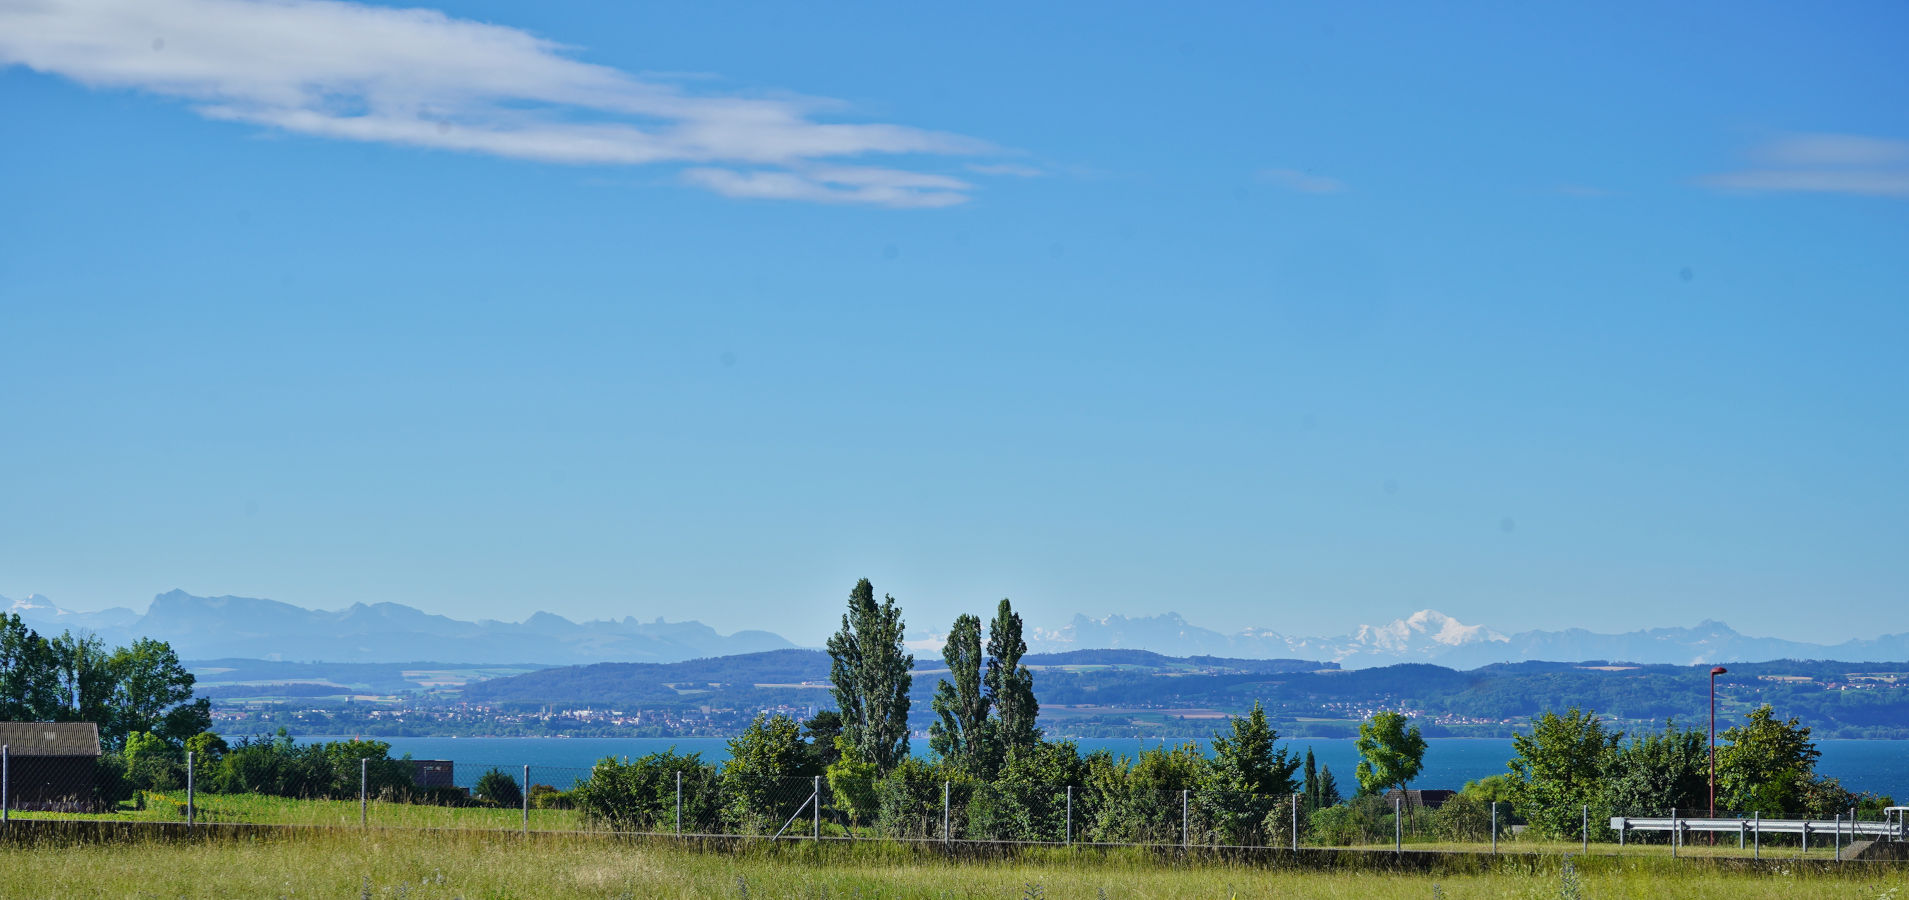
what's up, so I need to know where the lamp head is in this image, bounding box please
[1710,666,1728,675]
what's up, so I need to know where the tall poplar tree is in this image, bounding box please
[825,578,913,771]
[928,613,992,771]
[985,598,1040,757]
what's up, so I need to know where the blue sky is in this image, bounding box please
[2,0,1906,645]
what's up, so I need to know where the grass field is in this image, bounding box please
[11,791,586,831]
[7,792,1877,863]
[0,829,1902,899]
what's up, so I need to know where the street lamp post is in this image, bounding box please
[1710,666,1728,820]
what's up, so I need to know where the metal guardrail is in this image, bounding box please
[1612,815,1900,837]
[1611,809,1906,860]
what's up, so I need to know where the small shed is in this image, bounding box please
[1382,788,1456,810]
[0,722,103,811]
[406,759,455,789]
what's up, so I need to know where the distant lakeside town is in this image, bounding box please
[202,652,1909,741]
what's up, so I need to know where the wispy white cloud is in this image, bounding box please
[1704,133,1909,199]
[681,166,972,208]
[0,0,1003,207]
[1256,168,1345,194]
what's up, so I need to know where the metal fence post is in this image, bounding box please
[1,744,8,825]
[360,758,368,828]
[675,771,682,835]
[1394,798,1401,852]
[1754,810,1760,859]
[811,775,820,840]
[1671,808,1677,858]
[1582,805,1588,853]
[186,750,195,827]
[1292,792,1299,852]
[522,764,530,835]
[1065,785,1073,845]
[1490,802,1497,854]
[1181,789,1189,850]
[1835,813,1842,861]
[942,781,949,845]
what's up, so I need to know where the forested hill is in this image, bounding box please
[456,650,1909,739]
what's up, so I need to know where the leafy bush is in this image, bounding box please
[123,732,185,791]
[210,731,411,799]
[874,757,944,838]
[528,783,575,810]
[1309,794,1392,845]
[1082,742,1206,844]
[573,749,719,832]
[1430,793,1496,842]
[93,753,136,808]
[721,714,819,834]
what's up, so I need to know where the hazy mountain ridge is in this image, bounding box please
[1019,609,1512,666]
[4,590,793,665]
[1022,609,1909,668]
[10,592,1906,669]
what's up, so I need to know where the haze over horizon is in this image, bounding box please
[3,1,1906,647]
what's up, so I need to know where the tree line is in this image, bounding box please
[1,612,208,750]
[572,580,1895,845]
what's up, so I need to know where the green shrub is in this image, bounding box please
[573,750,719,832]
[1430,793,1495,842]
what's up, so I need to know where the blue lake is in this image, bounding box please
[303,735,1908,801]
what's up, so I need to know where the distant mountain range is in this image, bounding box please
[8,591,1907,669]
[1018,609,1909,669]
[2,591,792,664]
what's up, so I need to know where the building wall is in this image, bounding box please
[4,756,100,810]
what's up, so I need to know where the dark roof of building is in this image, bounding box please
[1382,788,1457,808]
[0,722,102,757]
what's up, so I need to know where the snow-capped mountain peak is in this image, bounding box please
[1350,609,1508,653]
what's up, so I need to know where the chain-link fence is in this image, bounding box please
[2,745,1899,860]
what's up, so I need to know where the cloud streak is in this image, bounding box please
[1704,133,1909,199]
[0,0,1005,207]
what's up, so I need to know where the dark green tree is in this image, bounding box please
[985,598,1039,758]
[802,709,844,769]
[1199,701,1299,844]
[929,613,993,773]
[107,638,208,747]
[1354,711,1427,797]
[1717,704,1820,816]
[0,613,58,721]
[1210,701,1300,796]
[825,579,913,771]
[476,768,523,808]
[1314,764,1343,808]
[48,632,116,732]
[1599,720,1707,818]
[721,713,820,832]
[1508,707,1620,839]
[1302,748,1319,811]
